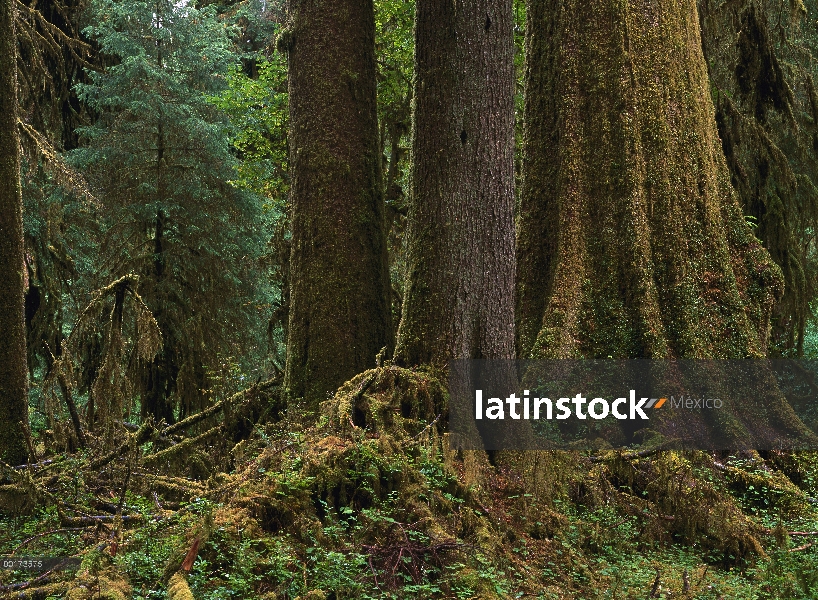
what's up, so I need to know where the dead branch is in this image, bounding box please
[412,414,442,439]
[132,473,208,498]
[0,555,82,595]
[11,527,87,554]
[59,514,144,527]
[88,418,156,471]
[161,379,275,437]
[12,459,55,470]
[142,424,223,465]
[361,536,462,588]
[791,542,814,552]
[590,440,678,463]
[0,580,70,598]
[648,569,661,597]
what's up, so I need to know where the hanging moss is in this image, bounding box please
[701,0,818,355]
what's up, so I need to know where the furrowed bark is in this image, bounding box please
[0,0,30,466]
[284,0,392,404]
[518,0,782,361]
[395,0,516,366]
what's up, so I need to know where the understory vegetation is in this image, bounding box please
[6,368,818,598]
[5,0,818,597]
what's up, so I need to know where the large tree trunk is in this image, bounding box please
[284,0,392,404]
[394,0,516,366]
[698,0,818,356]
[517,0,783,361]
[0,0,30,465]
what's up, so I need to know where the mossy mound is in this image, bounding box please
[217,365,511,597]
[66,553,132,600]
[321,365,447,437]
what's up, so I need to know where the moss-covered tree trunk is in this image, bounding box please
[0,0,30,465]
[284,0,392,404]
[517,0,783,361]
[698,0,818,356]
[394,0,516,366]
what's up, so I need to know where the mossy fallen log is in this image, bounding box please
[89,379,279,472]
[166,572,195,600]
[88,418,156,471]
[59,514,144,527]
[1,581,72,599]
[142,425,223,466]
[133,473,208,499]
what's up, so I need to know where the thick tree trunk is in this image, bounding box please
[394,0,516,366]
[698,0,818,356]
[517,0,783,361]
[0,0,30,465]
[284,0,392,404]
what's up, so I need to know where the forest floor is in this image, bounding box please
[3,366,818,599]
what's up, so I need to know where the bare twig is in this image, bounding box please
[648,569,661,598]
[590,440,678,463]
[413,414,442,439]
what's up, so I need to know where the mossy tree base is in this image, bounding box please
[517,0,783,361]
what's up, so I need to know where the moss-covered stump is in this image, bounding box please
[321,366,447,439]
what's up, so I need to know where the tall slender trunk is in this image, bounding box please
[141,101,173,422]
[517,0,783,361]
[0,0,30,465]
[140,17,175,423]
[394,0,516,366]
[284,0,392,404]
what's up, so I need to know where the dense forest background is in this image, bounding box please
[4,0,818,597]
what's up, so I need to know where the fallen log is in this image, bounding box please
[142,425,223,465]
[89,379,277,472]
[88,418,156,471]
[59,514,144,527]
[0,580,71,598]
[167,572,195,600]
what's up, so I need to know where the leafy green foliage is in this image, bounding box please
[211,56,288,209]
[67,0,271,417]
